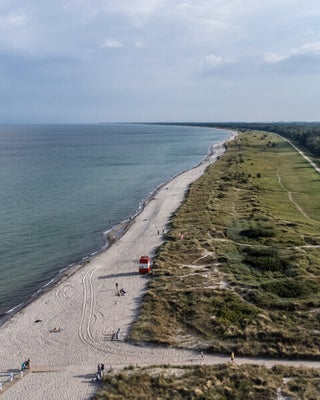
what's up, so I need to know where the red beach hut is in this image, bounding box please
[139,256,151,274]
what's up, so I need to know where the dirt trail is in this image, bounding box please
[276,168,311,220]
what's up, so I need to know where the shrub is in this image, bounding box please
[240,226,275,238]
[217,298,259,328]
[243,247,288,272]
[261,278,320,299]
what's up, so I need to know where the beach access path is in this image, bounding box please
[1,133,319,400]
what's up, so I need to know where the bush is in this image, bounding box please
[243,247,288,272]
[217,298,259,328]
[261,278,320,299]
[240,226,275,238]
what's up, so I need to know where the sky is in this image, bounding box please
[0,0,320,123]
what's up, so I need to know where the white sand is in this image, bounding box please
[1,134,319,399]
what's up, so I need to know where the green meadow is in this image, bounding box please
[129,131,320,359]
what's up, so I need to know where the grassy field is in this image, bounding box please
[129,131,320,358]
[95,364,320,400]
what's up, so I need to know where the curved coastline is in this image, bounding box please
[0,129,234,327]
[0,129,236,400]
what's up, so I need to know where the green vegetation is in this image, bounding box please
[129,131,320,358]
[95,364,320,400]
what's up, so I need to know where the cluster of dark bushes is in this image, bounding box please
[261,278,320,299]
[243,247,288,272]
[240,225,275,238]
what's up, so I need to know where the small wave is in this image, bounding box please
[6,303,23,314]
[33,289,42,296]
[42,278,55,288]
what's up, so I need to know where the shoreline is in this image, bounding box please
[0,131,235,400]
[0,131,233,327]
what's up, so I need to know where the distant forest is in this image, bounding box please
[161,122,320,157]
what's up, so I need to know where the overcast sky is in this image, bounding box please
[1,0,320,123]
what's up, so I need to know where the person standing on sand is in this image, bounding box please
[97,363,102,380]
[115,282,118,290]
[231,352,235,364]
[24,357,31,369]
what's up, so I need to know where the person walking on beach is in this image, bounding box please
[115,282,118,290]
[230,351,235,364]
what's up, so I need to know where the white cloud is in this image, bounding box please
[263,53,288,64]
[265,42,320,63]
[293,42,320,56]
[202,54,235,72]
[101,39,124,48]
[263,42,320,71]
[204,54,225,67]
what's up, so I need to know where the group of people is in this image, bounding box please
[50,327,64,333]
[111,327,121,341]
[117,288,126,296]
[115,282,126,296]
[95,363,105,381]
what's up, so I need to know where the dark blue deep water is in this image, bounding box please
[0,124,229,316]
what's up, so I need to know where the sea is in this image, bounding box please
[0,123,230,320]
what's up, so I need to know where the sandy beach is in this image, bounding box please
[0,138,231,399]
[2,133,319,400]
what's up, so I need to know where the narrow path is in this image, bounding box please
[2,345,320,398]
[285,138,320,174]
[276,168,311,220]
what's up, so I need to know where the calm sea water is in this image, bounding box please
[0,124,229,317]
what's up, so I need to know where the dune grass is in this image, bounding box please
[129,131,320,358]
[95,364,320,400]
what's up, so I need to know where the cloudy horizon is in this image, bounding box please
[0,0,320,123]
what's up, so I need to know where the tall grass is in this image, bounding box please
[95,364,320,400]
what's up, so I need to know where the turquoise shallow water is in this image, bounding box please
[0,124,230,317]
